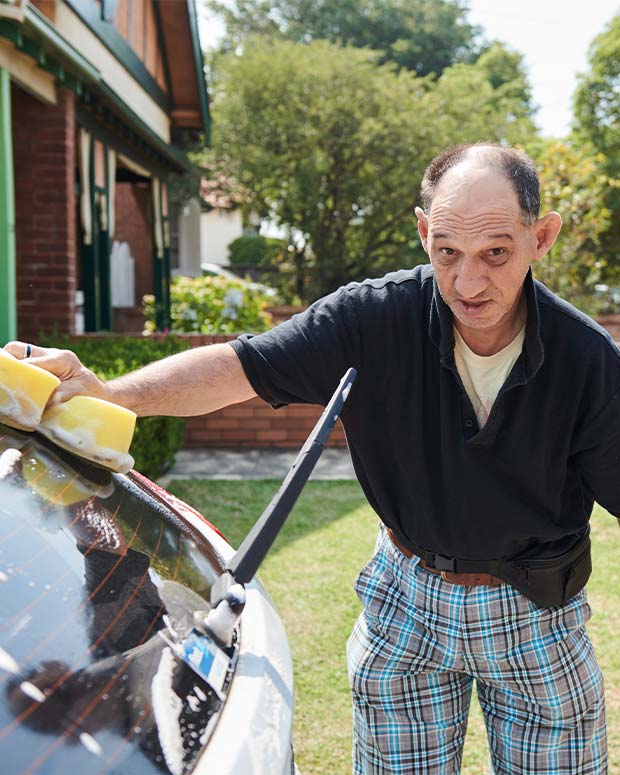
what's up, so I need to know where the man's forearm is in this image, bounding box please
[105,343,256,417]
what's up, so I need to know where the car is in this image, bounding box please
[0,423,295,775]
[199,262,279,298]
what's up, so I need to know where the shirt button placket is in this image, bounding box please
[464,417,476,438]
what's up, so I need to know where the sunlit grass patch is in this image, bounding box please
[169,480,619,774]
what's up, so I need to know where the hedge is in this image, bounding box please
[40,334,192,480]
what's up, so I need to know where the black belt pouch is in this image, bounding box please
[499,529,592,608]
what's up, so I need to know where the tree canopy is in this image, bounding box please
[573,14,620,161]
[208,0,481,75]
[207,37,537,301]
[533,140,618,313]
[571,13,620,288]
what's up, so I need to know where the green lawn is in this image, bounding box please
[168,479,620,774]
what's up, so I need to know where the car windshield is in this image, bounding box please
[0,424,232,775]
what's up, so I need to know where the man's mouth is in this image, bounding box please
[457,299,491,315]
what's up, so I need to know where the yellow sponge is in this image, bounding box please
[38,396,136,474]
[0,351,60,431]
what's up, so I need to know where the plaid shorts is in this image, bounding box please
[346,527,607,774]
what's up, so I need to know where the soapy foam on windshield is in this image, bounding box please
[151,647,184,775]
[37,421,134,474]
[19,681,46,703]
[79,732,103,757]
[0,449,22,480]
[0,646,19,675]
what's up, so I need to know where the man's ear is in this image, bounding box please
[533,211,562,262]
[415,206,429,253]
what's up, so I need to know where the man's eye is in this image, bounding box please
[440,247,455,256]
[489,248,505,256]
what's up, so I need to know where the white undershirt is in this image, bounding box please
[454,325,526,429]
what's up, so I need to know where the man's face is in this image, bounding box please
[416,166,557,342]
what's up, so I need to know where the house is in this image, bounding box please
[175,171,258,278]
[0,0,209,341]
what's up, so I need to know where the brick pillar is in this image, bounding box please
[12,85,77,340]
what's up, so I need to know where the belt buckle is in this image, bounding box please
[431,553,456,577]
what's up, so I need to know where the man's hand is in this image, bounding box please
[3,341,109,405]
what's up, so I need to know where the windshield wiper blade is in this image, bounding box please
[210,367,356,607]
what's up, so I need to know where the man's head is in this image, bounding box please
[415,143,561,353]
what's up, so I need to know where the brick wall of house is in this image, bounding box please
[12,86,77,340]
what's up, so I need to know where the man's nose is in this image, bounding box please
[454,255,488,298]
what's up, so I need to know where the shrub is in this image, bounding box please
[39,334,191,480]
[144,274,275,334]
[228,234,287,266]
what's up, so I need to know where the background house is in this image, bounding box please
[0,0,210,341]
[175,172,259,278]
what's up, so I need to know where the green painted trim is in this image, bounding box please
[93,81,194,172]
[185,0,211,144]
[98,229,112,330]
[64,0,172,113]
[0,9,98,96]
[22,5,100,83]
[77,103,172,179]
[82,135,100,332]
[0,67,16,343]
[98,144,112,331]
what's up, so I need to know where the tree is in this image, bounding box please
[209,0,481,75]
[572,14,620,285]
[573,14,620,161]
[475,42,535,117]
[532,140,618,313]
[207,37,538,301]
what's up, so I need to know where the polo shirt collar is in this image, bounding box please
[428,268,544,380]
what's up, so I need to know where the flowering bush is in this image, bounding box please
[143,275,276,334]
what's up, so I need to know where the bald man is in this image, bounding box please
[6,144,618,774]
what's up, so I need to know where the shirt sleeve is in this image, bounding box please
[572,387,620,517]
[229,285,362,408]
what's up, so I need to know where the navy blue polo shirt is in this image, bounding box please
[230,265,620,562]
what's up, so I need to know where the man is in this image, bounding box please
[5,143,620,774]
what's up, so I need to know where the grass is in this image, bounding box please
[168,479,620,774]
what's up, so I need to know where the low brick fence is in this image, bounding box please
[596,315,620,341]
[167,333,346,449]
[184,396,347,448]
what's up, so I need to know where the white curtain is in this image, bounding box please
[79,129,92,245]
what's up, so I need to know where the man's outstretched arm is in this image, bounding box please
[2,341,256,417]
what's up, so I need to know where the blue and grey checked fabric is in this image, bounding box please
[347,527,607,774]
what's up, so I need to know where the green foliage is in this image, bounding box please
[39,334,191,480]
[474,42,535,115]
[228,234,287,266]
[532,141,617,311]
[533,140,619,313]
[573,14,620,284]
[209,0,481,76]
[144,274,275,334]
[207,36,537,301]
[574,15,620,159]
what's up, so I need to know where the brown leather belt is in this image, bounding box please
[387,529,503,588]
